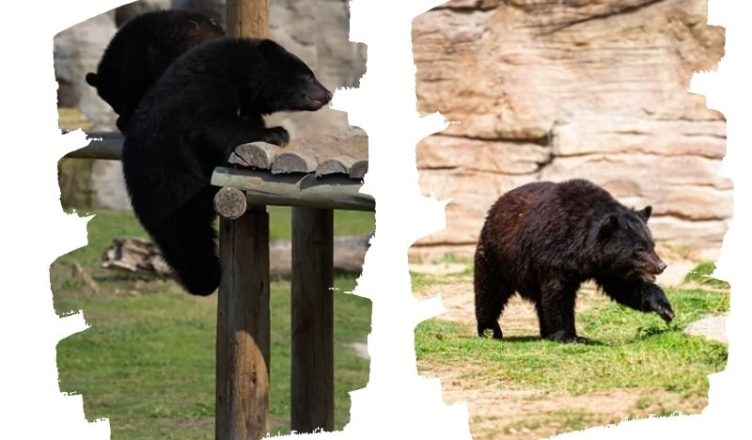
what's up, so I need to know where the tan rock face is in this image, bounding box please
[412,0,729,261]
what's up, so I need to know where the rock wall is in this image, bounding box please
[412,0,728,262]
[54,0,365,210]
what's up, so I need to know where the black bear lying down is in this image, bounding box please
[85,10,224,133]
[474,179,674,343]
[123,38,332,295]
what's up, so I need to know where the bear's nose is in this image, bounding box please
[656,261,667,274]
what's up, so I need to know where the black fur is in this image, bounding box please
[85,10,225,133]
[123,38,332,295]
[474,179,673,342]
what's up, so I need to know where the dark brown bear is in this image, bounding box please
[474,179,675,342]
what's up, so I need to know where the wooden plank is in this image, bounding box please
[64,131,124,160]
[216,207,270,440]
[211,167,375,212]
[291,207,334,433]
[227,0,269,38]
[228,142,282,169]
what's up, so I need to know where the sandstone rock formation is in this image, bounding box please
[412,0,728,262]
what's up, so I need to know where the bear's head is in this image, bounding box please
[592,206,667,283]
[252,39,333,114]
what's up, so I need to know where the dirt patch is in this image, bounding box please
[685,314,728,344]
[419,355,703,440]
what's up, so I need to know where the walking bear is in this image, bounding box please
[474,179,675,342]
[85,10,224,133]
[123,38,332,295]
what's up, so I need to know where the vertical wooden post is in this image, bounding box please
[216,206,270,440]
[216,3,271,440]
[227,0,269,38]
[291,208,335,432]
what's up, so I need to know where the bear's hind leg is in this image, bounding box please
[540,279,578,343]
[474,242,511,339]
[151,188,221,296]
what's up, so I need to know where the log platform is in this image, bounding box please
[66,128,371,439]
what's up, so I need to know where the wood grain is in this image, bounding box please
[291,208,334,433]
[216,208,270,440]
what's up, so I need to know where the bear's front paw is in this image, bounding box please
[262,126,290,147]
[642,283,675,323]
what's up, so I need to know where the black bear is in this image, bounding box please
[123,38,332,295]
[85,10,224,133]
[474,179,675,342]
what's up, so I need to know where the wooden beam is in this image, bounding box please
[63,132,123,160]
[227,0,269,38]
[216,207,271,440]
[291,207,334,433]
[211,167,375,212]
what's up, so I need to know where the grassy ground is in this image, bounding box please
[53,208,374,439]
[412,264,729,439]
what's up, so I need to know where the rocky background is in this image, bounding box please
[55,0,366,210]
[412,0,729,262]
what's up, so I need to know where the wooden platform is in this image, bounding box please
[65,127,371,438]
[228,128,368,179]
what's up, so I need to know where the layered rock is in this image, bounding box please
[412,0,728,261]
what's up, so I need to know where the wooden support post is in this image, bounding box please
[291,208,335,433]
[227,0,269,38]
[216,3,271,440]
[216,206,270,440]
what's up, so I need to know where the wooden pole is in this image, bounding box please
[216,3,271,440]
[227,0,269,38]
[216,207,270,440]
[291,208,335,432]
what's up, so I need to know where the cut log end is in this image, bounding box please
[349,160,369,179]
[271,151,319,174]
[228,142,282,169]
[214,187,248,219]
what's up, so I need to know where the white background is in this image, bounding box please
[0,0,748,439]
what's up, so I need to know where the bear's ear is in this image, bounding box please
[85,72,98,87]
[597,214,620,240]
[638,206,652,221]
[258,39,283,55]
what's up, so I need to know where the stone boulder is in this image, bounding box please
[412,0,728,261]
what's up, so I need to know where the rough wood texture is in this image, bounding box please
[270,234,370,277]
[211,167,375,212]
[214,187,249,220]
[227,0,269,38]
[216,208,271,440]
[412,0,729,261]
[101,237,171,276]
[65,131,123,160]
[272,151,319,174]
[228,142,282,169]
[316,155,357,177]
[229,128,368,178]
[291,208,334,433]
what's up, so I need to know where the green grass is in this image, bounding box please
[684,261,730,289]
[415,288,728,398]
[53,209,374,439]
